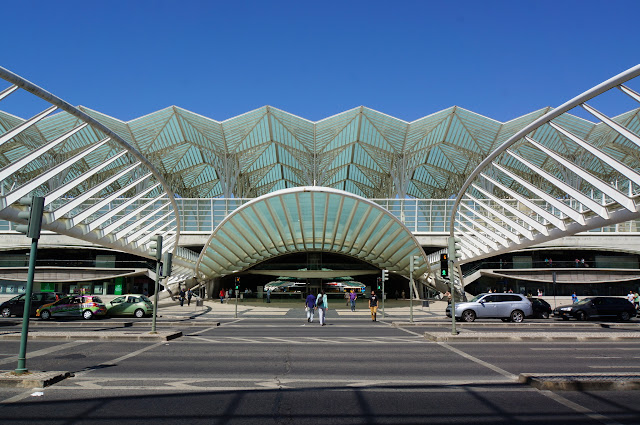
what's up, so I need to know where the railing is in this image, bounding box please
[1,197,639,235]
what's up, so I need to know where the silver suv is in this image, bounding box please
[446,293,533,322]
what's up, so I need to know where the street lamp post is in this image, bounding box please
[150,235,163,334]
[14,196,45,374]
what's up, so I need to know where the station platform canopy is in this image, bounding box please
[196,186,429,281]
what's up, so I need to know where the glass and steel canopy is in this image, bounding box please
[195,186,429,280]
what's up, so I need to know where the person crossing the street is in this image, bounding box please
[369,290,379,322]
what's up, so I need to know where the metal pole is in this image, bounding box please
[381,275,385,319]
[235,289,238,318]
[409,275,414,323]
[409,258,414,323]
[552,271,557,310]
[450,263,457,335]
[151,260,161,333]
[15,237,39,374]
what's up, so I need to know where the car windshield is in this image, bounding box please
[141,295,151,302]
[469,294,486,302]
[92,296,103,303]
[7,294,24,302]
[576,298,593,305]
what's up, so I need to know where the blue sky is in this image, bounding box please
[1,0,639,123]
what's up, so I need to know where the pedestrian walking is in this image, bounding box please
[394,290,399,300]
[305,292,316,323]
[316,291,327,326]
[572,292,578,304]
[219,288,225,303]
[179,288,186,307]
[369,290,379,321]
[266,288,271,303]
[187,289,193,306]
[627,291,635,304]
[635,292,640,310]
[349,290,357,312]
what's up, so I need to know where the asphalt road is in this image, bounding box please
[1,317,639,424]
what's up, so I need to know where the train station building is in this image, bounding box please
[1,66,640,302]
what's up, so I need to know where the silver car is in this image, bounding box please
[446,293,533,322]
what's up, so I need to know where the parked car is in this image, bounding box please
[106,294,153,318]
[37,295,107,320]
[529,297,552,319]
[1,292,63,318]
[446,293,533,322]
[553,297,636,321]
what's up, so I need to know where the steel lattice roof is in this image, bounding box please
[2,102,639,200]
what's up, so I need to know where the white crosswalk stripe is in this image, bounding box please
[181,336,429,344]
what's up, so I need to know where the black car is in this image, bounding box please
[0,292,63,318]
[529,298,552,319]
[553,296,636,321]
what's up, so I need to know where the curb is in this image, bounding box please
[519,373,640,391]
[1,320,220,328]
[424,332,640,342]
[0,331,182,342]
[0,371,71,388]
[393,321,640,328]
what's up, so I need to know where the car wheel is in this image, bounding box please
[40,310,51,320]
[82,310,93,320]
[576,311,588,321]
[619,311,631,322]
[510,310,524,323]
[462,310,476,322]
[134,309,145,318]
[1,307,11,318]
[541,311,550,319]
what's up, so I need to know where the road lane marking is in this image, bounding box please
[179,336,431,344]
[186,325,221,336]
[588,365,640,369]
[0,341,88,365]
[263,337,305,344]
[0,387,45,404]
[74,342,164,377]
[576,356,622,359]
[540,390,622,425]
[437,342,518,380]
[219,318,245,326]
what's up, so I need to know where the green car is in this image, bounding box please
[106,294,154,318]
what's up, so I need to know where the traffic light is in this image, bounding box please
[235,276,240,290]
[411,255,421,272]
[161,253,173,277]
[16,196,45,239]
[381,269,389,282]
[377,277,382,290]
[149,235,163,261]
[440,253,449,278]
[448,236,462,262]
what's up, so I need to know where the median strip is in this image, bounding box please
[0,331,182,342]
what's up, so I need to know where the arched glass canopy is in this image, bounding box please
[196,186,429,280]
